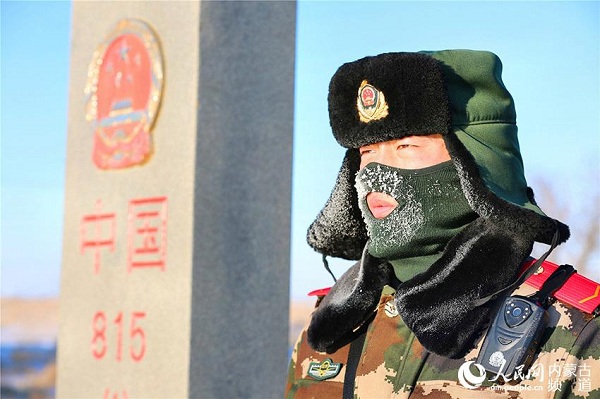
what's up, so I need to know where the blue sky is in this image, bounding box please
[1,1,598,299]
[2,0,71,297]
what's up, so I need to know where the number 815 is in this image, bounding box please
[91,311,147,362]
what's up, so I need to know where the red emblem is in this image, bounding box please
[85,20,164,170]
[360,85,376,108]
[357,80,389,123]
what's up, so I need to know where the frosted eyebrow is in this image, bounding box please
[359,146,376,154]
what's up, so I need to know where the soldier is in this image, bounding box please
[286,50,600,398]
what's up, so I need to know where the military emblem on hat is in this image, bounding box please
[85,19,164,170]
[357,80,389,123]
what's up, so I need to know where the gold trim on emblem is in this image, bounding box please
[357,80,389,123]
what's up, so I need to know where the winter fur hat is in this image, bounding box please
[307,50,569,260]
[306,50,571,358]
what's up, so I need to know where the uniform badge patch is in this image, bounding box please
[384,301,399,318]
[357,80,389,123]
[307,358,342,380]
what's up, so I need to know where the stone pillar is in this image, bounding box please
[57,2,295,398]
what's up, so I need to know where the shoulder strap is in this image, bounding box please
[342,331,366,399]
[524,259,600,316]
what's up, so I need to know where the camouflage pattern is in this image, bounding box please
[286,284,600,399]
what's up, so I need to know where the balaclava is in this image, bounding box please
[356,160,478,281]
[305,50,570,358]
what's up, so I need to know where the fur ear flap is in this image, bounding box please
[307,149,368,260]
[307,248,396,353]
[394,217,534,358]
[443,131,569,245]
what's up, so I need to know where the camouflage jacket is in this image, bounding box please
[286,283,600,399]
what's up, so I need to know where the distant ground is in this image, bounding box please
[1,298,59,345]
[289,300,315,346]
[0,296,314,397]
[1,297,59,398]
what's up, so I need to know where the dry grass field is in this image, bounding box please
[1,297,60,345]
[289,300,315,346]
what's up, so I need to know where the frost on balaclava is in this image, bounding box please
[356,160,478,281]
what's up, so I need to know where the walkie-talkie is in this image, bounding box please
[477,264,575,378]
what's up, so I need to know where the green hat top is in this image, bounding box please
[426,49,542,216]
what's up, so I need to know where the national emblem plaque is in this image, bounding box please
[85,19,164,169]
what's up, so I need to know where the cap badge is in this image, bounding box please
[357,80,389,123]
